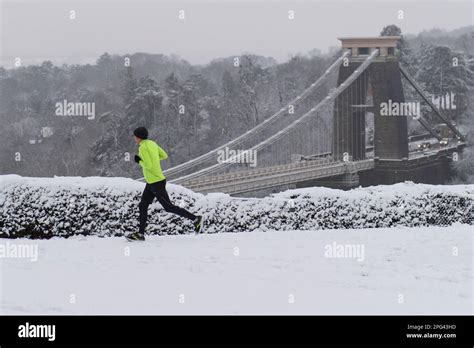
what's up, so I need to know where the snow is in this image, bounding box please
[1,175,473,237]
[1,175,472,313]
[2,174,472,200]
[0,224,472,315]
[0,175,199,200]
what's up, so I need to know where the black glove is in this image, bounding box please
[134,155,141,163]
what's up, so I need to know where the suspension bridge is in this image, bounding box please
[149,37,466,196]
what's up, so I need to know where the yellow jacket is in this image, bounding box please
[138,139,168,183]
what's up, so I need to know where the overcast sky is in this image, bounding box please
[0,0,472,67]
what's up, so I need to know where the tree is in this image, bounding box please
[127,76,163,128]
[416,45,474,119]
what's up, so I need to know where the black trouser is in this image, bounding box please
[139,179,196,234]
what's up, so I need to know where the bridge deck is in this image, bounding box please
[180,142,464,195]
[183,159,375,195]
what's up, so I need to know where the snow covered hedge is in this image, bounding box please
[0,175,473,238]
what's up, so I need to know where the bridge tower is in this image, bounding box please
[332,37,409,161]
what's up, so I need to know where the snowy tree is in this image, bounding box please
[238,54,268,127]
[416,45,474,119]
[127,76,163,128]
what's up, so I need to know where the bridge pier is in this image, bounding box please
[362,157,451,185]
[303,172,360,190]
[359,149,461,186]
[296,163,362,190]
[333,37,409,163]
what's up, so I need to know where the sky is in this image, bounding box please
[0,0,472,67]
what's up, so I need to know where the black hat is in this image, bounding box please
[133,127,148,139]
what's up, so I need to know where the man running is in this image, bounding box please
[127,127,203,241]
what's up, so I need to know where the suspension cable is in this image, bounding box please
[172,50,379,184]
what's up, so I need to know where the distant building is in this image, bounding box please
[41,127,54,138]
[431,92,456,111]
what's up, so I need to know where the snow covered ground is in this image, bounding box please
[0,224,472,315]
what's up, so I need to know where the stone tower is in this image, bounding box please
[332,37,409,161]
